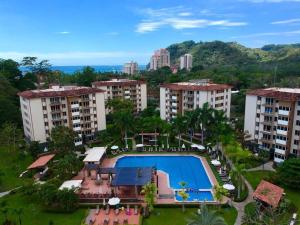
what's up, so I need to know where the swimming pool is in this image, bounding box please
[115,155,214,201]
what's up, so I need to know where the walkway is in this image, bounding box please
[0,187,20,198]
[246,161,275,172]
[232,177,254,225]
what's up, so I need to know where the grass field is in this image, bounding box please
[0,192,87,225]
[142,206,237,225]
[244,170,300,213]
[0,148,33,191]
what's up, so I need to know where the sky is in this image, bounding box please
[0,0,300,65]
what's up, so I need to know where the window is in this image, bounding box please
[256,113,260,118]
[258,96,261,100]
[42,106,47,110]
[297,110,300,116]
[43,114,48,118]
[292,149,298,154]
[294,140,299,145]
[63,112,67,116]
[295,130,300,136]
[296,120,300,126]
[44,122,48,126]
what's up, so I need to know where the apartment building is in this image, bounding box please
[180,54,193,71]
[18,85,106,145]
[244,88,300,163]
[160,79,232,121]
[123,61,138,75]
[149,49,170,70]
[92,79,147,114]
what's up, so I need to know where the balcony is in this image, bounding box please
[72,111,80,116]
[277,120,288,126]
[276,129,287,135]
[278,110,289,116]
[274,156,285,163]
[72,119,81,124]
[276,139,286,145]
[73,126,81,131]
[124,95,130,99]
[275,148,286,155]
[172,103,177,107]
[75,140,82,146]
[171,96,177,100]
[171,109,177,113]
[71,104,79,109]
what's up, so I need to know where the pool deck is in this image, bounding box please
[101,154,219,204]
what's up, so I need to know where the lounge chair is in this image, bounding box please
[103,218,110,225]
[115,208,120,215]
[123,218,128,224]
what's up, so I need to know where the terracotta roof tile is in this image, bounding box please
[160,83,232,91]
[27,154,55,169]
[92,80,146,87]
[18,87,104,99]
[247,88,300,101]
[253,180,284,208]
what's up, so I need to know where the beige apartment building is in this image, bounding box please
[160,79,232,121]
[150,49,170,70]
[123,61,138,75]
[92,79,147,114]
[18,85,106,145]
[244,88,300,163]
[180,54,193,71]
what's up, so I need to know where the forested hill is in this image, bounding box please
[167,41,300,70]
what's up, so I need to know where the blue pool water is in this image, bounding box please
[115,155,214,201]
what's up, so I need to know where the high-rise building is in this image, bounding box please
[180,54,193,71]
[18,85,106,145]
[244,88,300,163]
[149,49,170,70]
[92,79,147,114]
[160,79,231,121]
[123,61,138,75]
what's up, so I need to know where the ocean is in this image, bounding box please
[21,65,146,74]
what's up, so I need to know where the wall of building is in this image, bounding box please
[29,98,47,142]
[160,87,166,120]
[244,95,257,140]
[95,92,106,131]
[140,83,147,111]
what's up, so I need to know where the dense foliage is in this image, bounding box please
[277,158,300,189]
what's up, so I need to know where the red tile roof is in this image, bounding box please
[18,87,104,99]
[92,79,146,87]
[253,180,284,208]
[247,88,300,101]
[160,83,232,91]
[27,154,55,169]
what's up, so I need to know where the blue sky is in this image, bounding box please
[0,0,300,65]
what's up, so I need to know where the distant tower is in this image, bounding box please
[149,49,170,70]
[180,54,192,71]
[123,61,138,75]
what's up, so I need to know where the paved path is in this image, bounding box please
[246,161,275,172]
[0,187,21,198]
[232,177,254,225]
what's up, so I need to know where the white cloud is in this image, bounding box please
[136,18,247,33]
[135,7,247,33]
[232,30,300,38]
[271,18,300,24]
[57,31,70,35]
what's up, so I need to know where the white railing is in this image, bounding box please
[276,139,286,145]
[71,104,79,109]
[276,129,287,135]
[277,120,288,126]
[278,110,289,116]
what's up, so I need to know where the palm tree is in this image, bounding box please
[113,110,134,148]
[172,116,187,148]
[196,103,213,145]
[213,185,228,209]
[178,181,189,212]
[141,182,157,216]
[230,163,246,200]
[187,204,226,225]
[185,110,197,143]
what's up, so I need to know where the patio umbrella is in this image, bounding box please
[108,197,120,206]
[103,198,106,206]
[217,155,220,161]
[182,144,186,149]
[162,143,164,149]
[219,167,222,174]
[223,184,235,191]
[136,144,144,148]
[211,160,221,166]
[111,145,118,150]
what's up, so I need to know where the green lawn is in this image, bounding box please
[0,192,87,225]
[244,170,300,213]
[0,148,33,191]
[142,206,237,225]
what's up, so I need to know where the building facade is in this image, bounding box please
[149,49,170,70]
[123,61,138,75]
[244,88,300,163]
[180,54,193,71]
[160,79,232,121]
[18,85,106,145]
[92,79,147,114]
